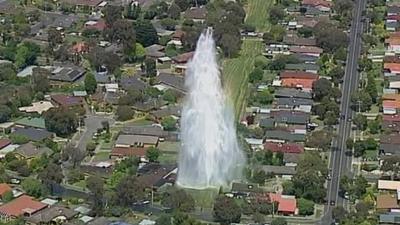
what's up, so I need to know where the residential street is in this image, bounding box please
[320,0,366,224]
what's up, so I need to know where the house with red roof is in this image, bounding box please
[0,195,47,221]
[269,193,298,215]
[302,0,332,12]
[71,42,89,55]
[110,147,148,161]
[383,114,400,122]
[172,52,194,75]
[84,19,106,31]
[264,142,304,154]
[385,35,400,53]
[280,71,319,80]
[0,184,11,198]
[0,139,11,151]
[384,63,400,74]
[50,94,84,108]
[289,46,323,57]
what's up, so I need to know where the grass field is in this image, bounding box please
[222,39,264,118]
[245,0,274,32]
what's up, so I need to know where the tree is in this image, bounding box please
[161,187,195,212]
[115,176,145,206]
[365,75,377,103]
[219,33,241,57]
[86,142,97,156]
[21,177,46,198]
[248,67,264,84]
[135,20,158,47]
[353,114,368,131]
[297,27,313,38]
[2,190,13,202]
[346,138,354,150]
[163,90,178,103]
[271,218,287,225]
[0,105,12,123]
[0,63,16,81]
[314,21,348,52]
[101,121,110,133]
[144,58,157,77]
[312,78,333,101]
[381,155,400,180]
[116,105,134,121]
[15,42,40,69]
[103,5,122,26]
[213,196,241,225]
[351,91,372,112]
[84,72,97,94]
[44,108,78,137]
[161,18,177,31]
[174,0,190,11]
[38,163,64,194]
[298,198,315,216]
[162,116,177,131]
[32,67,50,93]
[269,5,285,25]
[306,129,332,151]
[329,66,345,84]
[292,152,327,202]
[252,169,267,185]
[332,206,347,223]
[48,27,63,49]
[66,169,83,184]
[125,3,141,20]
[368,117,381,134]
[255,89,274,105]
[146,147,160,162]
[86,175,104,215]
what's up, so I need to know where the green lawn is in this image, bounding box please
[245,0,274,32]
[93,151,110,161]
[158,152,178,164]
[222,39,264,118]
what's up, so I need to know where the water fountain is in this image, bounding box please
[177,28,245,189]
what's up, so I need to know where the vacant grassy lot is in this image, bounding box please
[222,39,264,118]
[245,0,274,32]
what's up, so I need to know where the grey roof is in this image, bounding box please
[380,212,400,224]
[50,66,85,82]
[271,111,309,125]
[151,105,181,119]
[26,206,78,224]
[258,165,296,175]
[122,126,178,140]
[265,130,305,142]
[283,35,316,46]
[156,73,185,92]
[15,142,52,158]
[259,118,275,128]
[303,6,323,15]
[115,134,158,146]
[145,44,165,58]
[276,97,314,107]
[283,153,301,163]
[132,98,167,112]
[88,217,111,225]
[380,143,400,155]
[30,12,79,35]
[285,63,319,71]
[120,76,148,92]
[293,53,319,63]
[386,21,399,30]
[275,88,312,99]
[95,72,113,83]
[231,182,262,194]
[388,6,400,15]
[13,127,53,142]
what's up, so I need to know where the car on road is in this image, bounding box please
[344,192,350,200]
[330,200,336,206]
[327,173,332,180]
[347,118,352,122]
[340,114,345,120]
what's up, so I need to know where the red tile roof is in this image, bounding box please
[0,139,11,150]
[0,184,11,197]
[85,20,106,31]
[383,114,400,122]
[384,56,400,63]
[281,78,316,89]
[111,147,148,158]
[388,15,400,21]
[280,71,319,80]
[0,195,47,217]
[269,193,297,214]
[264,142,304,154]
[384,63,400,72]
[383,100,400,109]
[51,94,83,107]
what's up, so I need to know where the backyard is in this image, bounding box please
[244,0,274,32]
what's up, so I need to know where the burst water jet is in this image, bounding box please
[177,28,245,189]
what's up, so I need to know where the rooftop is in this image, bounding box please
[13,127,53,142]
[15,117,46,129]
[0,195,47,217]
[18,101,54,115]
[377,194,399,209]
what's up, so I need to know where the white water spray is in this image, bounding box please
[177,28,245,189]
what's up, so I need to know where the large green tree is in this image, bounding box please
[115,176,145,206]
[44,108,78,137]
[161,187,195,212]
[135,20,158,47]
[84,72,97,94]
[213,196,241,225]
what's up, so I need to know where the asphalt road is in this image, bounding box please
[320,0,366,224]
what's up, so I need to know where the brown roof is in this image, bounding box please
[111,147,148,158]
[0,139,11,150]
[26,205,78,224]
[172,52,194,64]
[172,30,185,40]
[0,183,11,197]
[381,134,400,144]
[289,46,323,54]
[51,94,83,107]
[0,195,47,217]
[184,7,207,20]
[280,70,319,79]
[283,35,317,46]
[377,194,399,209]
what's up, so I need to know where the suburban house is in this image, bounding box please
[378,180,400,191]
[230,182,262,197]
[0,195,48,221]
[145,44,165,59]
[115,134,159,148]
[155,73,186,94]
[136,163,177,190]
[110,147,148,161]
[12,127,53,142]
[84,19,106,31]
[184,7,207,23]
[264,130,306,143]
[385,34,400,53]
[18,101,54,115]
[384,63,400,74]
[14,117,46,130]
[172,52,194,74]
[49,66,85,87]
[285,63,319,74]
[376,193,399,212]
[380,212,400,224]
[122,126,179,141]
[264,142,304,154]
[57,0,106,12]
[14,142,52,160]
[25,205,78,225]
[269,193,298,215]
[0,139,11,151]
[258,165,297,178]
[289,46,323,57]
[283,34,317,47]
[51,94,84,108]
[301,0,332,12]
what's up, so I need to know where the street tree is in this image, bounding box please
[298,198,315,216]
[161,116,177,131]
[86,175,105,215]
[84,72,97,94]
[353,114,368,131]
[116,105,134,121]
[213,196,241,225]
[32,67,50,93]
